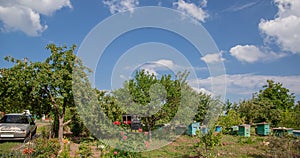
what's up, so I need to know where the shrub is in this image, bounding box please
[78,142,92,157]
[266,136,300,157]
[194,130,222,157]
[32,138,60,157]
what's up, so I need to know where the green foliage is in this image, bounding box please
[238,80,296,127]
[0,44,92,148]
[102,132,146,158]
[238,137,255,145]
[39,125,51,139]
[194,130,222,157]
[113,70,183,136]
[218,110,244,130]
[32,138,60,157]
[258,80,295,110]
[266,136,300,157]
[78,142,93,157]
[59,143,71,158]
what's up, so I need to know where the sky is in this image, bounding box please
[0,0,300,103]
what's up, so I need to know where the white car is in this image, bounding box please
[0,113,37,141]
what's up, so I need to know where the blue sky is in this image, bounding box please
[1,0,300,103]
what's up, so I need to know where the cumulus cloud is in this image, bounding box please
[0,0,72,36]
[230,45,266,63]
[201,53,225,63]
[191,74,300,100]
[259,0,300,54]
[230,45,285,63]
[103,0,139,14]
[173,0,208,22]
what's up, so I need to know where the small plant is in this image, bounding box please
[32,137,60,157]
[194,130,222,157]
[38,125,51,139]
[238,137,255,145]
[59,138,71,158]
[102,130,149,157]
[78,142,92,157]
[266,136,300,157]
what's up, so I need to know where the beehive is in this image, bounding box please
[293,130,300,137]
[273,127,293,136]
[230,126,239,135]
[256,122,270,136]
[187,122,200,136]
[215,126,222,133]
[238,124,251,137]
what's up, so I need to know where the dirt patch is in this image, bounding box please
[69,142,79,157]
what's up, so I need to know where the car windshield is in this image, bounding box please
[0,115,29,124]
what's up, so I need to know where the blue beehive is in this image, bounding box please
[215,126,222,133]
[187,122,200,136]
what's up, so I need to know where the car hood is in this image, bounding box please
[0,123,29,131]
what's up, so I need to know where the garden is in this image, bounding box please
[1,44,300,157]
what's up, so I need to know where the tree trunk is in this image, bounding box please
[58,114,64,151]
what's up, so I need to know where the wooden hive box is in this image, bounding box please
[256,122,270,136]
[187,122,200,136]
[238,124,251,137]
[273,127,293,136]
[293,130,300,137]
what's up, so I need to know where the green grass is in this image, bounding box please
[0,141,22,154]
[141,134,300,158]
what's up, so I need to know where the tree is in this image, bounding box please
[113,70,182,140]
[34,44,91,149]
[238,80,296,127]
[0,57,52,115]
[0,44,91,151]
[257,80,295,111]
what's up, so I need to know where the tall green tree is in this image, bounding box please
[0,57,51,115]
[113,70,182,140]
[35,44,90,149]
[0,44,91,150]
[257,80,295,110]
[238,80,296,127]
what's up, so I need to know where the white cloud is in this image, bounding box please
[173,0,208,22]
[201,53,225,63]
[230,45,266,63]
[229,45,285,63]
[259,0,300,54]
[0,0,72,36]
[153,59,175,69]
[103,0,139,14]
[191,87,213,96]
[190,74,300,100]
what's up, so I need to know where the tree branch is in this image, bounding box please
[63,119,72,126]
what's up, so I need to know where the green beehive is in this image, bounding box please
[256,122,270,136]
[273,127,293,136]
[238,124,250,137]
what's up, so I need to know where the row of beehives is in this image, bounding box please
[186,122,300,137]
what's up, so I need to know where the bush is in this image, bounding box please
[194,130,222,157]
[78,142,92,157]
[32,138,60,157]
[266,136,300,157]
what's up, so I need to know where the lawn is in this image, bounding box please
[1,127,300,157]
